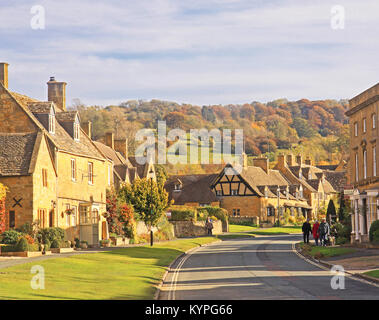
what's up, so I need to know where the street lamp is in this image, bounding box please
[149,168,154,247]
[277,185,280,227]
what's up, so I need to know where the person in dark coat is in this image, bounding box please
[318,219,330,246]
[205,218,214,236]
[302,219,312,243]
[312,220,320,246]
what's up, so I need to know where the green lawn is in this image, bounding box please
[0,237,218,300]
[216,233,256,240]
[299,243,356,258]
[229,224,301,235]
[229,225,257,233]
[363,270,379,279]
[248,226,302,235]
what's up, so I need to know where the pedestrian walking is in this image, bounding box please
[302,219,312,243]
[205,218,214,236]
[318,219,330,246]
[312,220,320,246]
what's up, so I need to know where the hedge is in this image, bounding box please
[369,220,379,243]
[197,207,228,222]
[169,206,197,221]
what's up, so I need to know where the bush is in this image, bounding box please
[197,207,228,223]
[16,237,29,252]
[169,206,197,221]
[74,238,80,248]
[336,237,349,245]
[44,239,51,251]
[39,227,65,244]
[369,220,379,243]
[373,230,379,243]
[1,230,22,244]
[157,215,175,240]
[50,239,60,249]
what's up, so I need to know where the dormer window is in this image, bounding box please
[74,116,80,141]
[48,108,55,134]
[299,186,303,198]
[174,184,182,191]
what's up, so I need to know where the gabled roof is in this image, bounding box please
[324,171,347,192]
[55,111,79,122]
[165,174,219,204]
[0,132,39,176]
[27,101,54,114]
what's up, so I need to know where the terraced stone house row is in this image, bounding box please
[166,153,346,223]
[0,62,155,246]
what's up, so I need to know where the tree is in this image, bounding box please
[119,178,169,246]
[326,199,337,224]
[0,183,8,234]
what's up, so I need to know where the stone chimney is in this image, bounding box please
[47,77,67,111]
[277,154,286,168]
[296,155,302,166]
[105,132,114,149]
[254,157,269,173]
[114,138,128,159]
[0,62,9,89]
[286,154,294,166]
[82,121,92,139]
[305,156,312,166]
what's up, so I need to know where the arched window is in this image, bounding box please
[372,113,376,129]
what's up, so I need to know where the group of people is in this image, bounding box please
[302,219,330,246]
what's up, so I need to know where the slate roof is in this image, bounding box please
[55,111,78,122]
[165,174,219,205]
[0,132,39,176]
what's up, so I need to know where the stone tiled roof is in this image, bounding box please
[165,174,219,205]
[27,102,54,114]
[8,91,105,160]
[56,111,78,122]
[324,171,347,192]
[0,132,39,176]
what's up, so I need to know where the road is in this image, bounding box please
[159,234,379,300]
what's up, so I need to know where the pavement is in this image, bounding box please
[158,234,379,300]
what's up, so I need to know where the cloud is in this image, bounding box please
[0,0,378,106]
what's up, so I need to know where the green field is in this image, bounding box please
[0,237,218,300]
[229,225,258,233]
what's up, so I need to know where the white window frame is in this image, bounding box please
[363,118,367,133]
[88,162,94,185]
[354,122,358,137]
[373,114,376,129]
[363,150,367,179]
[71,206,77,227]
[71,159,76,182]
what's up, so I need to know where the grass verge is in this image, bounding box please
[0,237,218,300]
[298,242,356,259]
[363,270,379,279]
[248,226,302,235]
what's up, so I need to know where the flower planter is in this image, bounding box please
[1,251,42,258]
[50,248,74,254]
[110,237,129,246]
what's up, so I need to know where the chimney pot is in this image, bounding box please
[253,157,269,173]
[286,154,294,166]
[114,138,128,159]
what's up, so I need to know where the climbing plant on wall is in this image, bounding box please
[0,183,8,234]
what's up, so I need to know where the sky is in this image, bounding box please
[0,0,378,107]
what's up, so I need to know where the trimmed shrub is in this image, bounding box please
[74,238,80,248]
[50,239,60,249]
[169,206,197,221]
[197,207,228,223]
[16,237,29,252]
[157,215,175,240]
[44,239,51,251]
[373,230,379,243]
[369,220,379,243]
[1,230,22,244]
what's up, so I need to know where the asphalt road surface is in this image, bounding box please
[159,234,379,300]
